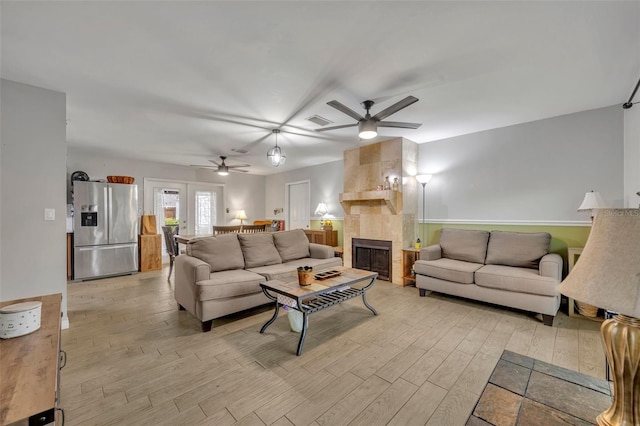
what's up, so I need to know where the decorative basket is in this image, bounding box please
[297,268,314,286]
[107,175,135,184]
[575,301,599,318]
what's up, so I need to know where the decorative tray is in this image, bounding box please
[313,270,341,280]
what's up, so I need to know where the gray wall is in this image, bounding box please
[419,105,624,223]
[0,79,68,321]
[624,105,640,207]
[264,160,344,222]
[67,148,266,225]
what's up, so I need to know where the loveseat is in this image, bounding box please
[174,228,342,331]
[414,228,563,326]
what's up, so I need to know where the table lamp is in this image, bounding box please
[236,210,247,225]
[578,190,606,219]
[314,202,330,230]
[558,209,640,426]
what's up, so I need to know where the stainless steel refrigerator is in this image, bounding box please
[73,181,139,280]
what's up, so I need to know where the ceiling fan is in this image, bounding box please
[316,95,422,139]
[193,156,250,176]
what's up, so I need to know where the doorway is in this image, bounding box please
[144,179,224,260]
[286,180,310,230]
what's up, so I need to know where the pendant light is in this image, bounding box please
[267,129,286,167]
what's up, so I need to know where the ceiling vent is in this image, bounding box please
[231,148,248,154]
[306,115,333,127]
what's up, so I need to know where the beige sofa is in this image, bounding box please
[174,228,342,331]
[414,228,563,326]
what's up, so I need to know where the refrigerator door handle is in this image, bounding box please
[107,186,112,242]
[77,243,138,251]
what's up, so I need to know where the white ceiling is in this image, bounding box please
[2,1,639,175]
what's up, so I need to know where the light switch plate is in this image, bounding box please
[44,208,55,221]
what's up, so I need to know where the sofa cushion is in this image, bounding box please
[238,233,282,268]
[186,234,245,272]
[485,231,551,269]
[248,256,342,281]
[440,228,490,264]
[414,258,484,284]
[195,269,265,301]
[475,264,558,297]
[272,229,310,262]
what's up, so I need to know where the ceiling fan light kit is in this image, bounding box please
[358,119,377,139]
[267,129,286,167]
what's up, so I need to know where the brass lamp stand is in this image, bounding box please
[598,314,640,426]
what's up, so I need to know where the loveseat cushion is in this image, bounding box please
[196,269,265,301]
[186,234,245,272]
[485,231,551,269]
[475,264,558,297]
[440,228,490,264]
[414,258,484,284]
[238,233,282,268]
[272,229,310,262]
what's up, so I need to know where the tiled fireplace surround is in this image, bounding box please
[341,138,418,285]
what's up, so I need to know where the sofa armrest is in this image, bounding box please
[309,243,334,259]
[539,253,563,281]
[420,244,442,261]
[174,255,211,317]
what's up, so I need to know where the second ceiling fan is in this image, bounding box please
[316,95,422,139]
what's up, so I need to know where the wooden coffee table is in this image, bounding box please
[259,267,378,355]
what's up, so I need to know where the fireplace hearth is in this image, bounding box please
[352,238,392,281]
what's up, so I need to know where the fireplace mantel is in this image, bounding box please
[339,190,401,214]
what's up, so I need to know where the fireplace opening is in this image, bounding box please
[352,238,392,281]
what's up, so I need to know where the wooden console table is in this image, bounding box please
[401,248,420,287]
[0,293,63,425]
[468,350,612,425]
[303,229,338,247]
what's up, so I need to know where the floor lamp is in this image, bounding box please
[415,175,432,245]
[558,209,640,426]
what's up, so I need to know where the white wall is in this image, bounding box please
[264,160,344,222]
[67,148,266,225]
[624,105,640,207]
[0,79,68,322]
[419,105,624,224]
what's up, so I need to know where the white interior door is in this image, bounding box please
[286,180,310,230]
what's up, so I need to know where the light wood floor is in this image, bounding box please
[61,266,606,426]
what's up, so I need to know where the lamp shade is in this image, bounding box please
[235,210,247,221]
[415,174,432,185]
[314,202,329,216]
[558,209,640,318]
[577,191,606,211]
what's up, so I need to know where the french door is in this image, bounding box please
[143,179,224,260]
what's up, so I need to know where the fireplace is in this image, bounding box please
[352,238,392,281]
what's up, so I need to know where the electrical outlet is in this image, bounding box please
[44,208,55,221]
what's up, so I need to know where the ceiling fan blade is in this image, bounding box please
[230,169,249,173]
[191,165,218,168]
[378,121,422,129]
[327,100,364,121]
[227,163,251,169]
[315,123,358,133]
[372,96,419,121]
[208,159,222,166]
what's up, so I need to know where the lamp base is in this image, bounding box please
[597,314,640,426]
